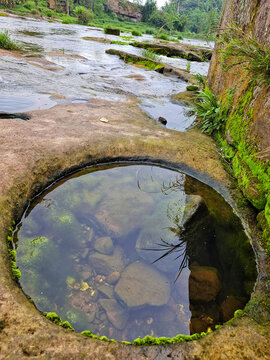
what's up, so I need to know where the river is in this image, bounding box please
[0,15,212,130]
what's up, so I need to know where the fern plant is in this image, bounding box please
[192,85,234,135]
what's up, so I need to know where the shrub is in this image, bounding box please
[178,34,183,40]
[62,16,74,24]
[156,33,169,41]
[145,28,155,35]
[131,30,142,36]
[218,24,270,84]
[31,9,40,15]
[24,0,35,10]
[76,6,93,25]
[0,31,22,50]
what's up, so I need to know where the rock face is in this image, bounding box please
[104,0,142,22]
[208,0,270,242]
[189,266,221,302]
[115,261,171,307]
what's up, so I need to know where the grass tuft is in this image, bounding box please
[0,31,22,50]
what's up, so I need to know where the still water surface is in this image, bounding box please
[15,164,257,341]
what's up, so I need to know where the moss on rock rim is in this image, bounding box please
[212,81,270,257]
[6,223,21,282]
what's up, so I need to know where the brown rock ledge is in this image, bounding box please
[0,97,269,359]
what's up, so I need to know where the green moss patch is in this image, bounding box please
[45,312,74,331]
[215,81,270,256]
[81,329,207,345]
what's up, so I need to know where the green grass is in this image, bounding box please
[131,30,142,36]
[111,40,129,45]
[142,49,161,62]
[0,31,22,50]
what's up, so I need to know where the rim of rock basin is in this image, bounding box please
[5,157,267,347]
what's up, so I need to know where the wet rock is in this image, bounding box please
[97,283,114,299]
[89,246,125,275]
[81,270,92,281]
[115,261,171,307]
[94,236,114,255]
[171,90,197,104]
[82,36,112,43]
[106,271,120,284]
[99,299,128,330]
[104,28,120,36]
[182,195,206,227]
[158,116,167,125]
[221,296,246,322]
[73,202,107,237]
[190,317,209,334]
[81,248,89,259]
[189,266,221,302]
[95,186,153,238]
[186,85,199,91]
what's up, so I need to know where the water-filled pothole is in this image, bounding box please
[14,164,257,342]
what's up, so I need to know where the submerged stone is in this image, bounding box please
[94,236,114,255]
[189,266,221,302]
[115,261,171,307]
[95,186,154,238]
[97,283,114,299]
[89,246,126,275]
[99,299,128,330]
[106,271,120,284]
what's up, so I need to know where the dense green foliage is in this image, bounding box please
[2,0,224,39]
[192,85,234,134]
[142,0,224,35]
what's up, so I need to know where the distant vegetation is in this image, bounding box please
[0,0,224,40]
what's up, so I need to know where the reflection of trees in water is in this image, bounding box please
[135,166,185,195]
[148,237,188,282]
[137,170,212,282]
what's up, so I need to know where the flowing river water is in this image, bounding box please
[0,15,212,130]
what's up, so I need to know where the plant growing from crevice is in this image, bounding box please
[6,222,22,282]
[217,24,270,84]
[142,49,161,62]
[0,31,22,50]
[191,85,235,135]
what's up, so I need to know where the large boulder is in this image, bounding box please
[115,261,171,307]
[189,266,221,302]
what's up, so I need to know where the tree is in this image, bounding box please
[142,0,157,22]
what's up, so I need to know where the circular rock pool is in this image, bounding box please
[14,164,257,341]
